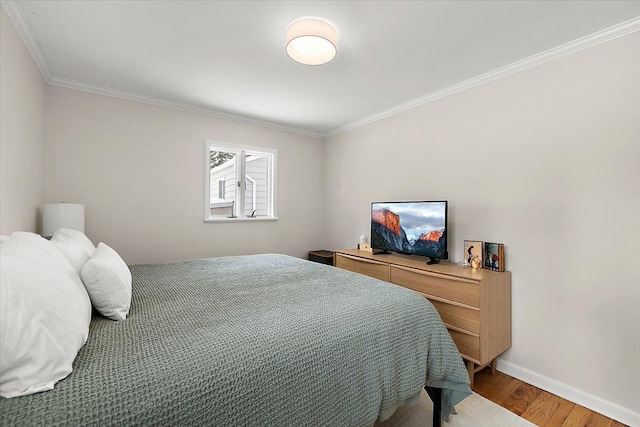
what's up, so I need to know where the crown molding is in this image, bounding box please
[324,16,640,138]
[49,77,324,138]
[3,0,638,140]
[2,0,322,139]
[1,0,52,82]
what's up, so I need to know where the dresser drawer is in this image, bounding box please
[335,254,390,282]
[448,329,480,361]
[429,299,480,335]
[390,266,479,307]
[334,249,511,386]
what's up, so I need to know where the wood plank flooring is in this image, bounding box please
[471,368,627,427]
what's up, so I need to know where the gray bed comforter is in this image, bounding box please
[0,254,471,426]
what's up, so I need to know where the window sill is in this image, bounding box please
[204,217,278,223]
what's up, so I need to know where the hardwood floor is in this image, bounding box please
[471,367,627,427]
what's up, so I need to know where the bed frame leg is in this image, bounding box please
[424,386,441,427]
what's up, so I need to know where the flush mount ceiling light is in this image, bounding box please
[286,18,337,65]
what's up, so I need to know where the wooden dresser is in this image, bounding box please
[334,249,511,386]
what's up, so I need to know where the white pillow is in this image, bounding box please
[0,232,92,398]
[81,242,132,321]
[50,228,96,275]
[0,235,10,243]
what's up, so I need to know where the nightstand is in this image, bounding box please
[308,250,334,266]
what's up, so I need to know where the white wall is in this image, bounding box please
[0,5,46,234]
[44,86,325,264]
[324,33,640,424]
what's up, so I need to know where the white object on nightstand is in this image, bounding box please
[43,203,85,237]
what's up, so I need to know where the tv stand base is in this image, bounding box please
[372,249,391,255]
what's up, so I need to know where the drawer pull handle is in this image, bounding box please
[393,265,478,284]
[337,254,387,266]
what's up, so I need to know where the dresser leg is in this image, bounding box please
[491,357,497,375]
[467,360,475,388]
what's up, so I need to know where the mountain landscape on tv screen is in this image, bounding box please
[371,208,446,258]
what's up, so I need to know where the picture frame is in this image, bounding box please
[484,242,505,271]
[463,240,483,267]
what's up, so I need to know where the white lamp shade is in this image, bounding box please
[286,18,337,65]
[43,203,85,237]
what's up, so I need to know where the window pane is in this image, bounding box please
[245,153,270,217]
[209,150,236,218]
[205,141,276,222]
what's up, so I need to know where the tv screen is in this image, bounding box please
[371,201,448,264]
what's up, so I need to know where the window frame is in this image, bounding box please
[204,140,278,222]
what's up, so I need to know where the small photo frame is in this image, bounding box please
[484,242,505,271]
[463,240,483,267]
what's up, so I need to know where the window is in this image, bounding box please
[205,140,277,222]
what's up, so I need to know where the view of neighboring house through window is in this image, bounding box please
[205,141,277,221]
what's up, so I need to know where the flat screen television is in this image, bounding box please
[371,201,448,264]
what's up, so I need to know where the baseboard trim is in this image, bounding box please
[497,359,639,426]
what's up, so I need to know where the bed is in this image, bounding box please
[0,249,471,426]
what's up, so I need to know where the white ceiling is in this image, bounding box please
[5,1,640,138]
